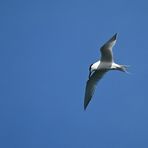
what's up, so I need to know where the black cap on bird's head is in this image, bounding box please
[88,63,93,78]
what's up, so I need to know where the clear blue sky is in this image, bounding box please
[0,0,148,148]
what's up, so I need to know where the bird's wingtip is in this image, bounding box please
[109,33,118,42]
[113,33,118,39]
[84,101,89,110]
[84,104,87,110]
[115,32,118,35]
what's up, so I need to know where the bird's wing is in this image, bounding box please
[84,70,107,110]
[100,33,117,62]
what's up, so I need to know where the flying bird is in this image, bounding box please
[84,33,128,110]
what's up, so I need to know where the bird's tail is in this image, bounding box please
[121,65,130,74]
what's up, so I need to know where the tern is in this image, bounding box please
[84,33,128,110]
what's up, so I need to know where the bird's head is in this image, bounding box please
[89,64,93,78]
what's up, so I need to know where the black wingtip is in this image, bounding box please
[84,101,89,110]
[114,33,118,39]
[84,104,87,110]
[113,33,118,40]
[108,33,118,42]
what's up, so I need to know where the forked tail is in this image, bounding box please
[121,65,130,74]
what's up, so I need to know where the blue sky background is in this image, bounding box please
[1,0,148,148]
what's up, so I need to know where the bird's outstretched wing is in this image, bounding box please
[84,70,107,110]
[100,33,117,62]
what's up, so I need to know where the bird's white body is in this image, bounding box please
[84,33,128,110]
[91,61,121,72]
